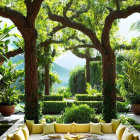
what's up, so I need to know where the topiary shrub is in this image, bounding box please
[43,95,64,101]
[69,66,86,95]
[42,101,67,114]
[75,93,103,101]
[63,104,98,123]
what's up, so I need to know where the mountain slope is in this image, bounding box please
[9,55,70,87]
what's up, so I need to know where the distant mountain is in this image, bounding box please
[10,54,70,87]
[52,63,70,87]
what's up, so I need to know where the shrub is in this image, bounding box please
[69,66,86,95]
[44,115,58,123]
[75,93,103,101]
[42,101,67,114]
[43,95,64,101]
[116,101,130,112]
[57,87,72,98]
[63,104,98,123]
[74,101,103,113]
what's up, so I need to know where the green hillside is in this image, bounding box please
[52,63,70,87]
[10,55,70,87]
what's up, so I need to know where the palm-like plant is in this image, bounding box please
[130,20,140,32]
[123,50,140,104]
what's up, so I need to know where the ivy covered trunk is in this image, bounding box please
[24,35,40,123]
[102,49,117,122]
[45,63,50,95]
[86,59,90,83]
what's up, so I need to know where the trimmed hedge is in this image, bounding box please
[75,93,103,101]
[43,95,64,101]
[42,101,129,114]
[42,101,66,114]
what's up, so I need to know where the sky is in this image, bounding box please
[1,13,140,70]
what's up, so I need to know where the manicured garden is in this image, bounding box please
[0,1,140,139]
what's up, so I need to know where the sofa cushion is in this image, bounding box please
[116,124,126,140]
[55,123,75,133]
[22,124,29,140]
[75,123,90,133]
[90,123,103,135]
[13,128,25,140]
[133,134,139,140]
[111,119,121,133]
[26,120,34,134]
[102,123,113,133]
[6,134,13,140]
[32,124,43,134]
[42,123,55,135]
[121,128,133,140]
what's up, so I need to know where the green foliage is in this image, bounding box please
[116,102,130,112]
[43,95,64,101]
[103,96,117,123]
[44,115,58,123]
[69,66,86,95]
[90,62,102,91]
[42,101,67,114]
[63,104,97,123]
[56,87,72,98]
[120,50,140,104]
[18,94,25,102]
[74,101,103,114]
[120,115,139,125]
[75,93,103,101]
[25,99,42,124]
[0,85,20,105]
[0,60,24,91]
[86,83,98,95]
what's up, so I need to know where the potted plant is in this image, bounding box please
[125,90,140,115]
[123,50,140,115]
[0,85,19,116]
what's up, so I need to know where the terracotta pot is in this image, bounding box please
[131,104,140,115]
[0,105,15,116]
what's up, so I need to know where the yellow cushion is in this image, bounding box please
[75,123,90,133]
[6,134,13,140]
[42,123,55,135]
[133,134,139,140]
[22,124,29,140]
[90,123,103,135]
[13,128,25,140]
[101,123,113,133]
[111,119,121,133]
[55,123,75,133]
[32,124,43,134]
[26,120,34,134]
[121,128,133,140]
[116,124,126,140]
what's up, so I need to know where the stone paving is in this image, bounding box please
[126,113,140,123]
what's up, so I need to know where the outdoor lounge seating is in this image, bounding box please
[5,119,139,140]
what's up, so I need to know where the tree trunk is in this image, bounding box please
[102,49,117,122]
[24,35,39,123]
[86,59,90,83]
[45,63,50,95]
